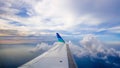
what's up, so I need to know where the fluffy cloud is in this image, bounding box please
[31,42,51,53]
[71,34,120,67]
[30,34,120,59]
[69,34,120,57]
[27,34,120,67]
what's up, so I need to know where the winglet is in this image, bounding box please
[56,33,65,43]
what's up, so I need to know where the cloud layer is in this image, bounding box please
[0,34,120,67]
[0,0,120,37]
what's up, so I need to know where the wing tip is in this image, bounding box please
[56,33,65,43]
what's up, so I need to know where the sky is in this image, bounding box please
[0,1,120,67]
[0,0,120,43]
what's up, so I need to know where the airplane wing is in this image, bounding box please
[19,33,77,68]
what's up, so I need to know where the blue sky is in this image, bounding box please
[0,0,120,43]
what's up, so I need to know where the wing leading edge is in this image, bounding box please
[19,33,77,68]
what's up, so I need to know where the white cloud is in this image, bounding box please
[30,34,120,59]
[80,34,103,52]
[0,19,32,36]
[31,42,51,52]
[0,0,120,36]
[0,0,105,36]
[67,34,120,60]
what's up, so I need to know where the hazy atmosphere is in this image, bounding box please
[0,0,120,68]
